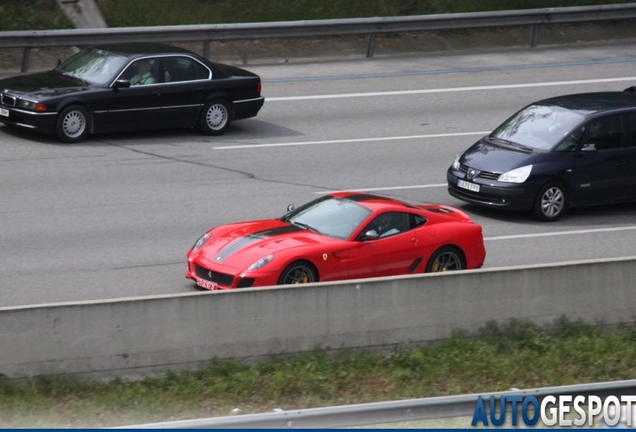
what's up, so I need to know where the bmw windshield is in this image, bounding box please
[282,196,372,240]
[490,104,586,151]
[54,48,127,85]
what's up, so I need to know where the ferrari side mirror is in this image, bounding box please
[359,230,380,241]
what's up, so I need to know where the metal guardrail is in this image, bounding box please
[2,3,636,72]
[117,379,636,428]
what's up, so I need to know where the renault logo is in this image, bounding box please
[467,169,479,180]
[208,271,213,278]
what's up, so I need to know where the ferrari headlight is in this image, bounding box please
[451,153,463,170]
[192,231,212,251]
[247,254,275,271]
[498,165,532,183]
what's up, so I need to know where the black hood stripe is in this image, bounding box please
[214,224,303,262]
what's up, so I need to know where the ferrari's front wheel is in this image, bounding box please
[278,261,318,285]
[425,246,465,273]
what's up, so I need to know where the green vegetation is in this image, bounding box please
[94,0,636,26]
[0,0,72,30]
[0,0,634,31]
[2,318,636,427]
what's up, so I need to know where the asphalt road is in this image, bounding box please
[2,41,636,308]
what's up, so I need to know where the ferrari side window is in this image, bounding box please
[410,214,426,229]
[366,212,410,238]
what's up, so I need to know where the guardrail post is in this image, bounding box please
[203,40,210,59]
[531,24,540,48]
[21,47,31,73]
[366,33,376,58]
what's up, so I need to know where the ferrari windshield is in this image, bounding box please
[283,196,372,240]
[490,104,586,150]
[54,48,127,85]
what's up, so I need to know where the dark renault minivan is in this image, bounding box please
[447,88,636,221]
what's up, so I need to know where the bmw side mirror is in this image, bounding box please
[113,79,131,89]
[287,204,295,212]
[359,230,380,241]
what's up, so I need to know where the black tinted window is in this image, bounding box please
[629,113,636,148]
[581,115,626,151]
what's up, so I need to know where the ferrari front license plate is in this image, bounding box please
[457,179,480,193]
[195,277,219,290]
[0,108,8,117]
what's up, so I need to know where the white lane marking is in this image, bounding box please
[314,184,447,194]
[485,225,636,241]
[266,76,636,101]
[213,131,490,150]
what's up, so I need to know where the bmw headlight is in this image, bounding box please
[451,153,463,170]
[247,254,275,271]
[498,165,532,183]
[192,231,212,251]
[17,99,47,112]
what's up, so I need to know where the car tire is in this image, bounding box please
[533,181,568,222]
[55,105,89,143]
[425,246,465,273]
[199,99,231,135]
[278,261,318,285]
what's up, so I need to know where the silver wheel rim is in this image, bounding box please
[283,265,315,284]
[62,110,86,138]
[541,187,564,218]
[430,252,462,272]
[206,103,228,130]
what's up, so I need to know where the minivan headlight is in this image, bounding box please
[451,153,463,170]
[498,165,532,183]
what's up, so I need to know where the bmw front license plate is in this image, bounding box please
[457,179,480,192]
[0,108,8,117]
[195,277,219,290]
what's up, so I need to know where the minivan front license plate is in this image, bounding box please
[0,108,8,117]
[457,179,480,193]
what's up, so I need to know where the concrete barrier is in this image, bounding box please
[2,257,635,379]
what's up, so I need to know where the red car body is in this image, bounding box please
[186,192,486,290]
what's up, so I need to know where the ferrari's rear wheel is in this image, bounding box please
[425,246,465,273]
[278,261,318,285]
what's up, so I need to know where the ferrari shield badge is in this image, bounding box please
[322,253,328,261]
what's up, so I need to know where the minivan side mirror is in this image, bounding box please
[580,145,598,154]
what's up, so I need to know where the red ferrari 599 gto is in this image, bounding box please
[186,192,486,290]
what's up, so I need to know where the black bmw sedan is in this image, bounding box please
[447,88,636,221]
[0,43,264,143]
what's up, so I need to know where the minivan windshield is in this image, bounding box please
[490,104,585,150]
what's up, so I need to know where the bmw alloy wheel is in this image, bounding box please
[56,105,89,143]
